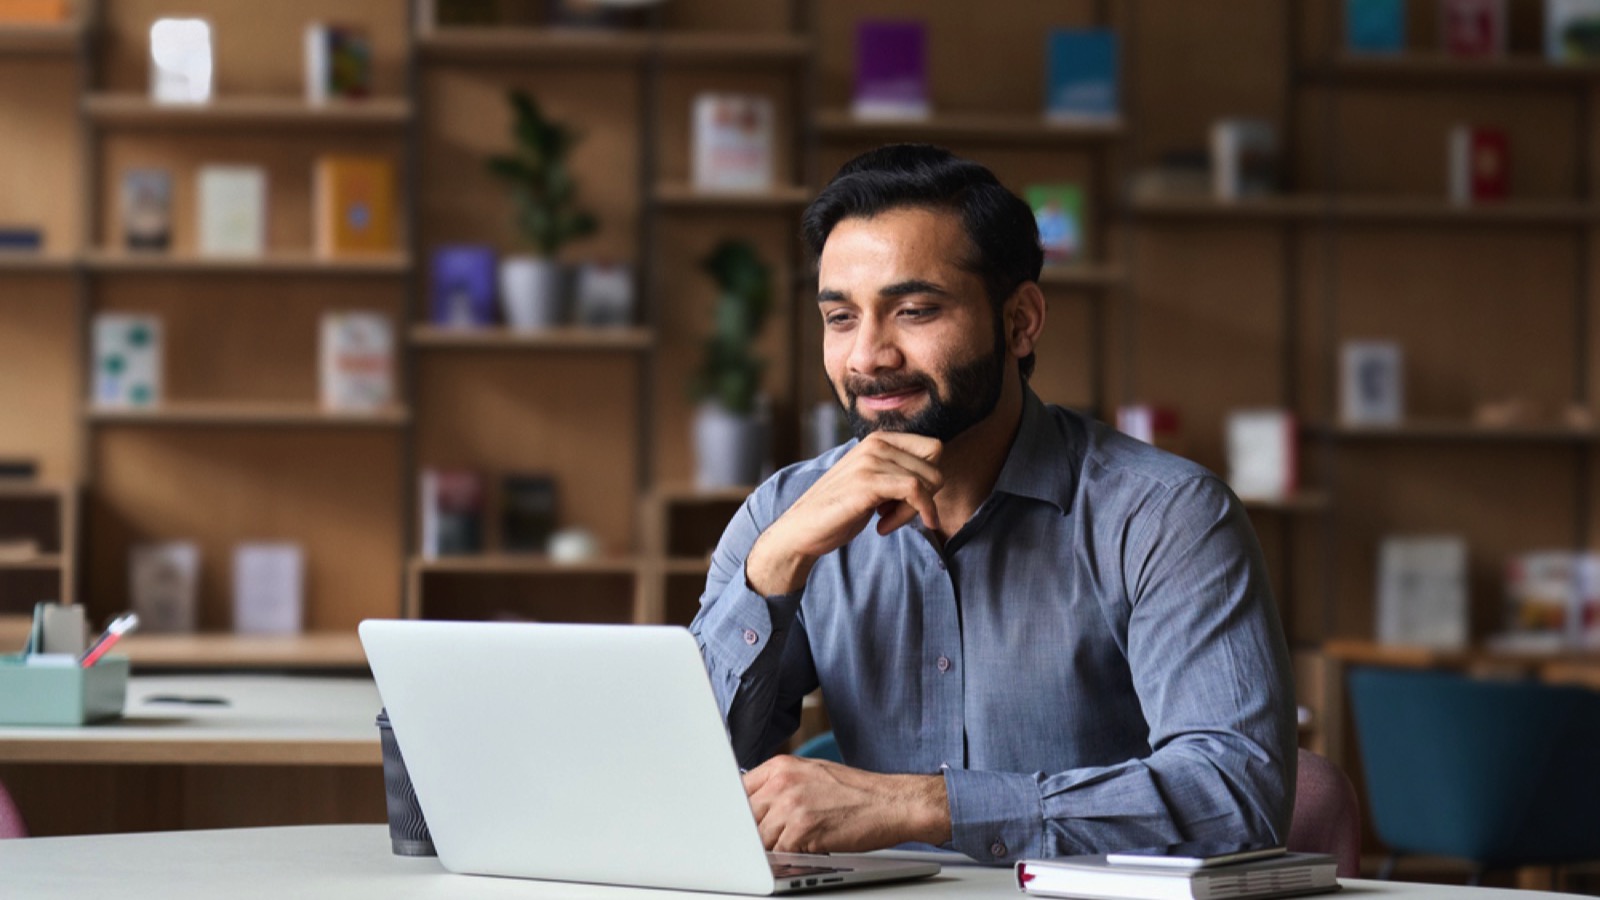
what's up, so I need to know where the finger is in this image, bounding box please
[869,443,944,494]
[870,431,943,464]
[872,470,941,533]
[876,501,918,535]
[742,758,778,795]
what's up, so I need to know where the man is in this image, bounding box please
[689,144,1296,864]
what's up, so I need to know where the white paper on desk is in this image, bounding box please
[233,543,304,635]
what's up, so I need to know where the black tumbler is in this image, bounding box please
[376,708,436,856]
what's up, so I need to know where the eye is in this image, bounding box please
[898,306,937,320]
[823,309,856,328]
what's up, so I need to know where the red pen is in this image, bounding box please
[79,612,139,668]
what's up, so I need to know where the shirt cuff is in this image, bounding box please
[944,768,1044,865]
[699,577,803,674]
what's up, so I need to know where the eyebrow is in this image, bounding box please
[817,279,951,304]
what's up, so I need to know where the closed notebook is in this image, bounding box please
[314,155,397,256]
[1015,852,1339,900]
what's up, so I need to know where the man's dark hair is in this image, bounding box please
[801,144,1043,380]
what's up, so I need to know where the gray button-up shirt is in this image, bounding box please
[690,388,1296,863]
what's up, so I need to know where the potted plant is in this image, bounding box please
[691,239,773,488]
[486,90,597,330]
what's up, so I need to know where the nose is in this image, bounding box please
[846,314,903,375]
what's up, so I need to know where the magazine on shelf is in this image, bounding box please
[1345,0,1406,54]
[305,22,373,103]
[197,164,267,257]
[853,20,929,120]
[92,313,162,408]
[1044,27,1119,123]
[319,311,394,412]
[691,93,775,193]
[430,244,498,327]
[1441,0,1506,58]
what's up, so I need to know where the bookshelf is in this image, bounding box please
[81,94,414,129]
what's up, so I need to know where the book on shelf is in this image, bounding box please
[1376,535,1469,649]
[1116,404,1183,455]
[92,312,162,408]
[1441,0,1506,58]
[1339,340,1403,425]
[1546,0,1600,62]
[1501,550,1600,650]
[0,227,42,252]
[1226,409,1299,503]
[120,168,172,252]
[0,457,38,480]
[419,468,484,559]
[430,244,498,327]
[319,311,394,412]
[304,22,372,104]
[149,17,213,104]
[1346,0,1406,54]
[1015,851,1339,900]
[130,541,200,633]
[691,93,775,193]
[1043,27,1119,123]
[1447,124,1509,205]
[314,155,397,257]
[1211,119,1278,201]
[853,20,929,120]
[572,261,634,327]
[1026,184,1087,266]
[0,0,70,23]
[501,474,558,555]
[232,542,304,635]
[197,164,267,257]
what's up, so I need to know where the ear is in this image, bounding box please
[1004,281,1046,361]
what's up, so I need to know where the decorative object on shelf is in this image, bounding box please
[1025,183,1085,266]
[1498,550,1600,651]
[691,93,775,193]
[422,0,499,28]
[314,155,397,257]
[487,90,598,331]
[304,22,372,104]
[1339,340,1403,425]
[501,474,558,555]
[149,17,213,104]
[1043,27,1119,124]
[853,20,929,121]
[548,526,599,563]
[0,457,37,480]
[1115,404,1182,454]
[0,0,70,23]
[232,542,304,635]
[319,311,394,412]
[691,240,773,489]
[1226,408,1299,502]
[1546,0,1600,61]
[197,164,267,257]
[1128,149,1214,201]
[1345,0,1406,54]
[0,227,43,252]
[130,540,200,633]
[1376,534,1468,648]
[120,169,171,253]
[430,244,498,327]
[1471,396,1530,427]
[1447,124,1508,205]
[572,261,634,327]
[419,468,485,558]
[1211,118,1278,201]
[1440,0,1506,58]
[807,400,847,459]
[92,313,162,408]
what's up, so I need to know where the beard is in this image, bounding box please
[833,322,1007,443]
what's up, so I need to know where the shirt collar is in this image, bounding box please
[990,385,1078,515]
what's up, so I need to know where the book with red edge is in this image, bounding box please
[1015,851,1339,900]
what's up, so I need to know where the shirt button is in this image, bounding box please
[936,655,951,673]
[990,840,1008,858]
[742,629,758,646]
[936,558,947,571]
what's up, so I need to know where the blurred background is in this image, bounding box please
[0,0,1598,889]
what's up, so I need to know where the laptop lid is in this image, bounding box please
[360,619,933,895]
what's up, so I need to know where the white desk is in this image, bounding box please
[0,825,1584,899]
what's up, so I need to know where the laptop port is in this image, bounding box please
[806,879,817,886]
[790,881,801,888]
[822,877,843,883]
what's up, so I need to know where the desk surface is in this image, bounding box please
[0,825,1583,899]
[0,675,381,765]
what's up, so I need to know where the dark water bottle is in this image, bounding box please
[376,708,435,856]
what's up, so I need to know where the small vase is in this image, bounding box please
[499,256,565,330]
[694,401,766,489]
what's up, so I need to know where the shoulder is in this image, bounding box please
[1059,407,1237,525]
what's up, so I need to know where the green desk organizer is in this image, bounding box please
[0,654,130,725]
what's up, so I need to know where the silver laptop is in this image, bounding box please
[359,619,941,894]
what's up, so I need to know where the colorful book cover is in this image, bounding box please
[1345,0,1406,54]
[1546,0,1600,60]
[691,93,775,192]
[319,311,394,412]
[304,23,373,103]
[120,168,172,252]
[1044,28,1119,123]
[197,164,267,257]
[1448,124,1509,204]
[853,20,929,120]
[420,468,484,558]
[501,474,558,554]
[1441,0,1506,58]
[1025,184,1086,266]
[315,155,397,256]
[93,313,162,408]
[430,244,498,327]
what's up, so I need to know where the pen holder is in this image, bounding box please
[0,654,129,725]
[376,708,435,857]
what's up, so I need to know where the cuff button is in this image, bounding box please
[742,628,759,646]
[990,840,1008,858]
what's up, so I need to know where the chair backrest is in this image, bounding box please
[792,730,842,763]
[1348,665,1600,868]
[1288,748,1361,878]
[0,777,27,839]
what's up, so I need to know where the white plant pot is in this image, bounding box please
[499,256,565,330]
[694,402,766,489]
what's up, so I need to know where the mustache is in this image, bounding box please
[846,372,935,399]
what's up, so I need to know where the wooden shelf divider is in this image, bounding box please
[87,403,412,428]
[84,250,412,276]
[814,109,1124,144]
[1131,194,1600,226]
[1313,421,1600,443]
[409,555,644,576]
[1038,264,1125,289]
[1315,53,1600,88]
[0,252,77,272]
[653,183,813,210]
[410,324,654,351]
[0,23,82,54]
[1240,492,1331,514]
[83,94,413,129]
[417,27,809,66]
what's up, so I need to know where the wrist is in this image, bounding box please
[901,774,951,846]
[745,524,816,597]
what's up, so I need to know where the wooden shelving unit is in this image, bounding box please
[0,252,76,272]
[410,325,654,350]
[813,109,1123,144]
[83,94,413,129]
[87,403,411,428]
[408,554,644,576]
[1038,264,1125,290]
[1316,53,1600,87]
[0,553,64,570]
[415,27,652,63]
[1315,421,1600,443]
[652,183,813,210]
[83,250,412,275]
[0,23,81,54]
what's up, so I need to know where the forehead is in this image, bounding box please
[817,206,971,282]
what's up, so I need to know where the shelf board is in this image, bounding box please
[84,250,411,276]
[1317,53,1600,87]
[653,183,813,210]
[814,109,1124,145]
[1130,194,1599,226]
[1241,492,1330,513]
[0,22,81,54]
[83,94,413,129]
[0,251,75,272]
[1038,264,1125,290]
[0,553,62,571]
[0,480,71,499]
[664,558,712,576]
[417,27,651,63]
[656,32,811,64]
[410,555,643,576]
[651,483,754,505]
[1315,420,1600,443]
[410,325,653,351]
[88,403,411,429]
[1130,194,1327,222]
[117,631,369,669]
